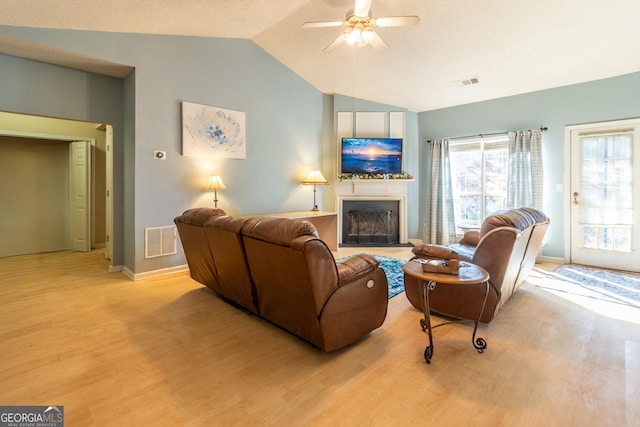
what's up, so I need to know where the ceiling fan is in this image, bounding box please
[303,0,419,52]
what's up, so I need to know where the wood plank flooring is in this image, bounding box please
[1,248,639,426]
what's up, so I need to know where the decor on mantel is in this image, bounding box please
[338,171,413,181]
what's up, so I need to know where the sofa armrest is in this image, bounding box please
[322,255,388,351]
[459,230,481,247]
[336,254,379,285]
[412,243,459,260]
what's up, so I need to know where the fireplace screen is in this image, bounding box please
[342,201,399,245]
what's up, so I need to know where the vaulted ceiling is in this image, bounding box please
[1,0,639,112]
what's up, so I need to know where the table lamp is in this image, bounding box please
[207,175,226,208]
[303,170,329,211]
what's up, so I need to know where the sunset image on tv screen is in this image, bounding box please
[341,138,402,174]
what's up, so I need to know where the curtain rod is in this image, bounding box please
[427,126,547,143]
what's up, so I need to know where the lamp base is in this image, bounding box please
[311,206,319,212]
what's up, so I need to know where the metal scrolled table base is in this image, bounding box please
[419,279,489,364]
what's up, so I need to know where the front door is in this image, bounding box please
[568,118,640,272]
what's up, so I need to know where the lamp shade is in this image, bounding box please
[303,170,329,185]
[207,175,226,190]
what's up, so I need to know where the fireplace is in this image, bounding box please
[335,180,410,247]
[342,201,399,245]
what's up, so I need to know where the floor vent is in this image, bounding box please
[145,226,177,258]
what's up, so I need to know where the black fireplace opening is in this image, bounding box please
[342,200,400,246]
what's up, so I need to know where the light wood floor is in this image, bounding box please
[1,248,639,426]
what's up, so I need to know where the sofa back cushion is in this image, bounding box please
[174,208,226,292]
[241,217,338,348]
[203,215,258,314]
[514,213,550,289]
[480,208,541,236]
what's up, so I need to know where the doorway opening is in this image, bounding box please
[0,112,113,266]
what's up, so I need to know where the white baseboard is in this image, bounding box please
[122,264,189,281]
[541,255,566,264]
[108,264,123,273]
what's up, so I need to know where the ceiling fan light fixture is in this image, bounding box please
[361,28,375,44]
[345,26,374,47]
[345,28,363,46]
[305,0,419,52]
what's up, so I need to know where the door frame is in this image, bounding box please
[0,128,112,265]
[564,117,640,268]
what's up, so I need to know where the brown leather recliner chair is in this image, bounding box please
[404,208,550,322]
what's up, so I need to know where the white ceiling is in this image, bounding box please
[1,0,639,112]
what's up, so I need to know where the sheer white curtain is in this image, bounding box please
[507,129,543,210]
[423,139,457,245]
[508,129,544,262]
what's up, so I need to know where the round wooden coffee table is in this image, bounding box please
[402,259,490,364]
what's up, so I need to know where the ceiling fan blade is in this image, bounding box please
[303,21,344,29]
[354,0,372,17]
[369,31,390,51]
[375,16,420,27]
[323,32,348,52]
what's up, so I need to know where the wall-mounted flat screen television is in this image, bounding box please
[341,137,403,175]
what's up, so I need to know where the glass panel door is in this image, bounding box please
[569,119,640,271]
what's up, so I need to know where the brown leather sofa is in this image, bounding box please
[404,208,550,322]
[174,208,389,352]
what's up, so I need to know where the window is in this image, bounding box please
[449,135,509,230]
[580,131,633,251]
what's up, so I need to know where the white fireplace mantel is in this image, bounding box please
[335,179,412,245]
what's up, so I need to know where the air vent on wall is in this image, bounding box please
[145,226,177,258]
[455,77,480,87]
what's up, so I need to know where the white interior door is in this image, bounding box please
[568,118,640,271]
[105,126,113,262]
[70,140,92,252]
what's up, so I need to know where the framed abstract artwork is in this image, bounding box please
[182,101,246,159]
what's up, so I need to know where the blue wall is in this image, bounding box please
[0,27,327,274]
[2,25,638,267]
[418,72,640,258]
[0,52,127,266]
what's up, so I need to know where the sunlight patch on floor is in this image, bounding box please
[528,266,640,325]
[626,340,640,423]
